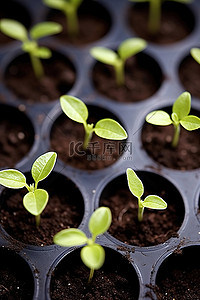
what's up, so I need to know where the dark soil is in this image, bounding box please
[50,248,139,300]
[92,53,163,103]
[128,2,195,44]
[179,54,200,99]
[100,173,184,247]
[0,1,31,45]
[46,0,111,46]
[0,104,34,168]
[154,246,200,299]
[0,172,84,246]
[50,106,126,170]
[4,52,75,103]
[0,248,34,300]
[142,122,200,170]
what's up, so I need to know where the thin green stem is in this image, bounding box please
[65,6,79,37]
[35,214,41,227]
[138,199,144,222]
[88,268,94,283]
[171,123,180,148]
[83,123,94,150]
[114,59,125,86]
[30,53,44,79]
[148,0,161,35]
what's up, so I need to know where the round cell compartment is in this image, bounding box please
[99,171,185,247]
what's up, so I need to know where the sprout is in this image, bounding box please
[0,19,62,78]
[43,0,82,37]
[145,91,200,148]
[191,47,200,64]
[54,206,112,282]
[60,95,128,149]
[0,152,57,227]
[126,168,167,221]
[129,0,193,35]
[90,38,147,86]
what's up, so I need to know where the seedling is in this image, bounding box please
[0,19,62,78]
[43,0,82,37]
[54,206,112,282]
[0,152,57,227]
[126,168,167,221]
[145,91,200,148]
[191,47,200,64]
[90,38,147,86]
[60,95,128,149]
[129,0,193,35]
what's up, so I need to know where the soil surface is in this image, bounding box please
[179,54,200,99]
[154,246,200,299]
[92,53,162,103]
[50,106,126,170]
[46,0,111,46]
[4,52,75,103]
[100,173,184,247]
[142,122,200,170]
[0,248,34,300]
[128,2,195,44]
[0,105,34,168]
[0,173,84,246]
[0,1,31,45]
[50,248,139,300]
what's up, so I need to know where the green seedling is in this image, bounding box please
[126,168,167,221]
[0,19,62,78]
[0,152,57,227]
[60,95,128,149]
[43,0,82,37]
[145,91,200,148]
[90,38,147,86]
[54,206,112,282]
[129,0,193,35]
[191,47,200,64]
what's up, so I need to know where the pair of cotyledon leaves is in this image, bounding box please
[0,152,57,217]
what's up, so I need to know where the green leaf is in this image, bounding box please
[23,189,48,216]
[81,244,105,270]
[90,47,118,66]
[126,168,144,198]
[43,0,66,10]
[146,110,172,126]
[180,115,200,130]
[0,169,26,189]
[31,152,57,184]
[30,22,62,40]
[171,112,179,124]
[32,47,52,58]
[89,207,112,237]
[53,228,87,247]
[0,19,28,41]
[173,92,191,120]
[94,119,127,140]
[118,38,147,61]
[191,48,200,64]
[60,95,88,124]
[142,195,167,209]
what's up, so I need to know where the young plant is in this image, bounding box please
[60,95,128,149]
[0,19,62,78]
[126,168,167,221]
[0,152,57,227]
[129,0,193,35]
[191,47,200,64]
[54,206,112,282]
[145,91,200,148]
[43,0,82,37]
[90,38,147,86]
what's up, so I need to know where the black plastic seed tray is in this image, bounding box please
[0,0,200,299]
